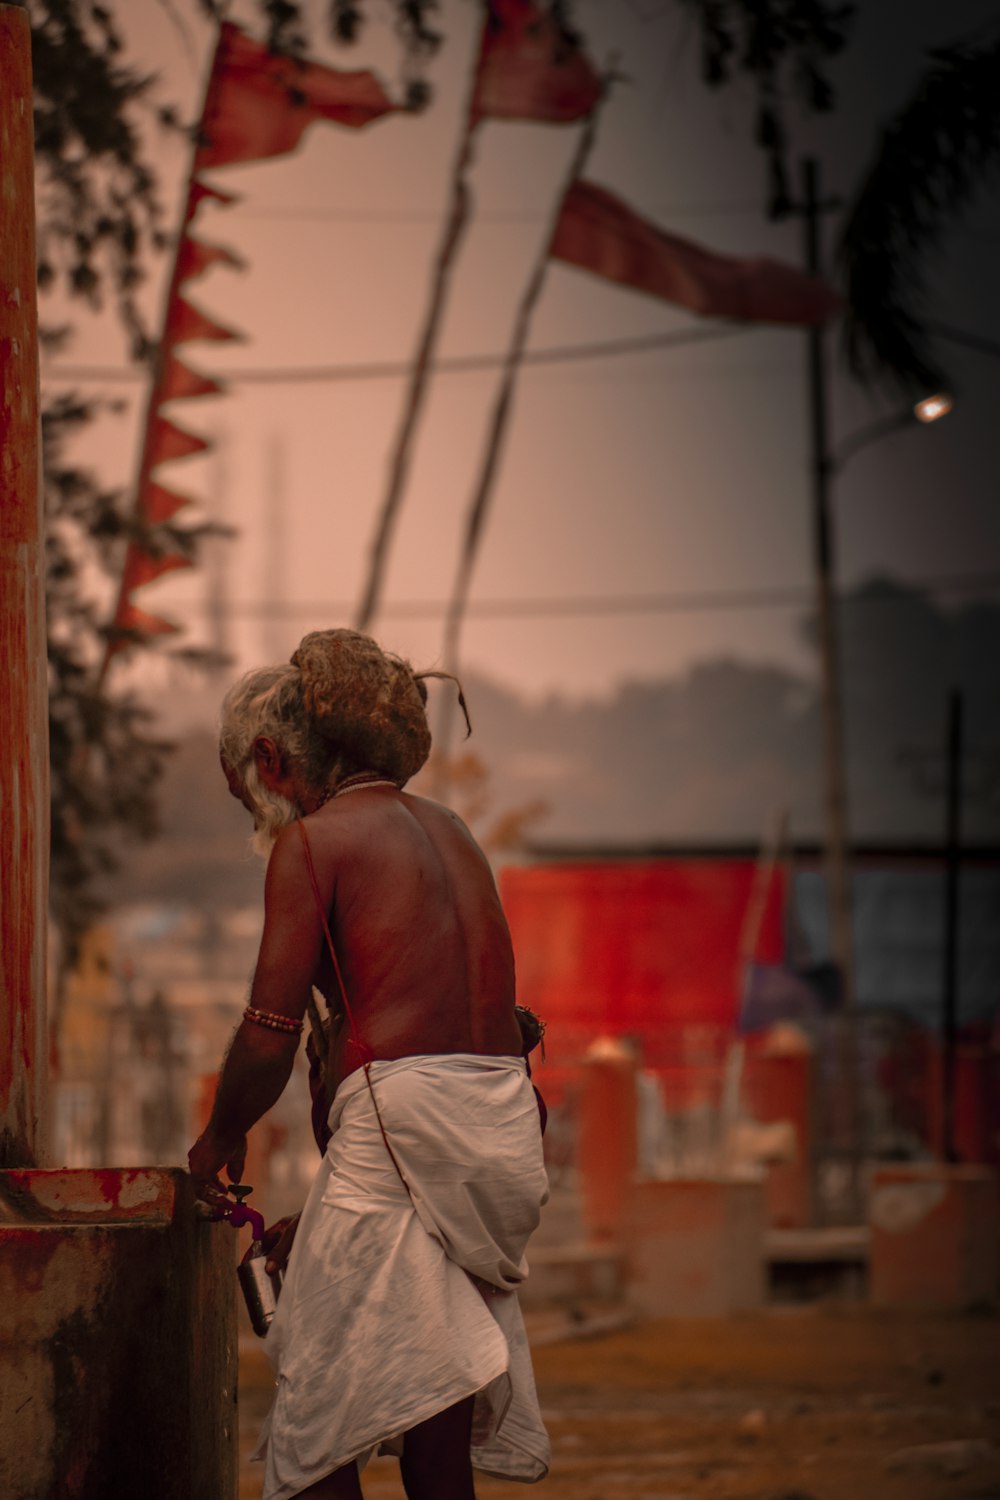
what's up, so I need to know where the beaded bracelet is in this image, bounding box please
[243,1006,303,1036]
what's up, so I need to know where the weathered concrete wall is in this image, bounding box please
[869,1163,999,1310]
[0,1169,238,1499]
[625,1177,767,1318]
[0,0,49,1168]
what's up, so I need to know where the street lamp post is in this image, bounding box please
[801,159,953,1010]
[802,158,856,1013]
[800,158,952,1215]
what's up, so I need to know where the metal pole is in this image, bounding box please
[941,689,962,1163]
[0,1,49,1165]
[802,158,856,1012]
[802,158,861,1219]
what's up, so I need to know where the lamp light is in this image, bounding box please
[913,392,953,424]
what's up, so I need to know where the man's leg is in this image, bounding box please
[400,1394,476,1500]
[292,1460,363,1498]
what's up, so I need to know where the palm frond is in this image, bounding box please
[838,29,1000,396]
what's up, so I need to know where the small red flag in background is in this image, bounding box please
[112,601,185,641]
[164,294,241,347]
[187,179,239,215]
[196,21,399,169]
[142,481,195,526]
[471,0,601,125]
[159,355,225,403]
[146,415,210,469]
[551,179,841,327]
[176,236,243,283]
[121,548,193,593]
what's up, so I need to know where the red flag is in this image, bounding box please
[143,481,195,525]
[195,22,398,170]
[159,355,225,403]
[166,295,241,346]
[177,236,243,283]
[187,179,240,217]
[121,548,192,592]
[147,415,210,468]
[551,180,842,326]
[105,601,183,658]
[471,0,601,125]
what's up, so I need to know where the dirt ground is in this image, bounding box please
[237,1302,1000,1500]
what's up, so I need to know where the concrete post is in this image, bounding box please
[0,0,48,1167]
[577,1039,638,1244]
[0,1169,238,1500]
[869,1163,998,1309]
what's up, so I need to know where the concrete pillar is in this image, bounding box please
[0,0,48,1168]
[0,1168,238,1499]
[0,21,240,1495]
[577,1039,638,1243]
[869,1162,999,1310]
[625,1177,767,1318]
[742,1034,816,1228]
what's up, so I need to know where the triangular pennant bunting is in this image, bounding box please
[147,415,211,468]
[159,356,226,403]
[187,179,240,218]
[106,22,401,664]
[121,548,193,592]
[166,295,242,345]
[143,481,196,525]
[104,603,184,663]
[177,236,244,282]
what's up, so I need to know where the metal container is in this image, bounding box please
[237,1244,282,1338]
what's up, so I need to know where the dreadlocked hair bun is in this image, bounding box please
[291,629,431,785]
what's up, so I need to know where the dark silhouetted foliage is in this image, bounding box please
[839,21,1000,396]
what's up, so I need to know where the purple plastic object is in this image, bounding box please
[211,1184,266,1242]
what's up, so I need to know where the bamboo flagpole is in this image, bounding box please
[352,50,483,632]
[353,0,602,633]
[430,76,612,791]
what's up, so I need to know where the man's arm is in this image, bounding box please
[187,822,328,1200]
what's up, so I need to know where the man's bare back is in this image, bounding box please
[298,787,523,1086]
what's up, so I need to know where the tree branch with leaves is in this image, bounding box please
[838,21,1000,396]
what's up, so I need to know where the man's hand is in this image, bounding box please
[246,1212,302,1276]
[187,1128,248,1206]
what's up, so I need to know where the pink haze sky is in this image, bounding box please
[46,0,1000,707]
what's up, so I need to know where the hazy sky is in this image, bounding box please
[50,0,1000,706]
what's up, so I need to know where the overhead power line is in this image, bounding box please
[230,199,769,224]
[43,323,749,388]
[46,319,997,390]
[160,572,1000,623]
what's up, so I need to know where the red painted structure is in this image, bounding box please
[500,859,786,1105]
[0,2,48,1166]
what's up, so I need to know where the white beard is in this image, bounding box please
[242,762,301,859]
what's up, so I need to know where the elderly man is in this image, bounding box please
[187,630,549,1500]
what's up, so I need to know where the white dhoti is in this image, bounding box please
[255,1053,551,1500]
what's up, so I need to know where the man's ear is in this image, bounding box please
[252,736,282,781]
